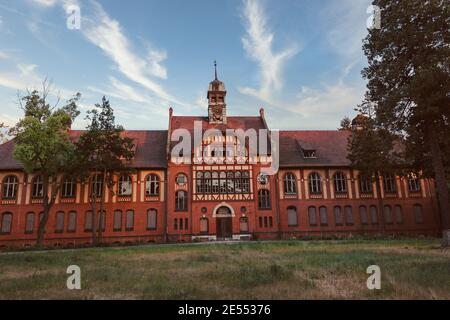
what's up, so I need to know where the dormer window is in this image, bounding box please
[303,149,317,159]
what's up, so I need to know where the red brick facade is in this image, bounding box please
[0,76,442,249]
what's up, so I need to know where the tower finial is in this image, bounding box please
[214,60,218,80]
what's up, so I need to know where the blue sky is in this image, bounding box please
[0,0,372,130]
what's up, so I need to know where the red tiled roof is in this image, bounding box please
[0,130,168,170]
[279,130,351,167]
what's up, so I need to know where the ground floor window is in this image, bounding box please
[200,218,209,234]
[25,212,35,234]
[240,217,249,232]
[413,204,423,224]
[308,207,317,226]
[67,211,77,232]
[147,209,157,230]
[287,207,298,226]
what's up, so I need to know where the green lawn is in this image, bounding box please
[0,239,449,299]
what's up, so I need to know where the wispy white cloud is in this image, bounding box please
[239,0,299,104]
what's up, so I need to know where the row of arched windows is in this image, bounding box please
[286,204,424,227]
[282,172,422,196]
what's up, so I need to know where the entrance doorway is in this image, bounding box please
[215,206,233,240]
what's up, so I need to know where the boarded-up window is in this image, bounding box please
[308,207,317,226]
[98,211,106,232]
[85,211,93,232]
[147,209,157,230]
[1,213,12,233]
[395,205,403,224]
[334,206,343,226]
[240,217,249,232]
[345,206,354,225]
[384,206,393,224]
[319,207,328,226]
[287,207,298,226]
[67,211,77,232]
[370,206,378,225]
[414,204,423,224]
[126,210,134,231]
[200,218,208,233]
[113,210,122,231]
[359,206,368,225]
[25,212,35,234]
[55,211,65,233]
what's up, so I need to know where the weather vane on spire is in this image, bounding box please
[214,60,218,80]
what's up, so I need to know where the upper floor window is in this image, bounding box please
[61,176,76,198]
[303,149,317,159]
[196,170,250,195]
[2,175,18,199]
[333,172,347,194]
[359,175,373,194]
[175,191,188,212]
[176,173,188,186]
[284,173,297,195]
[118,175,132,196]
[408,175,421,193]
[258,189,271,210]
[145,174,160,196]
[32,175,44,198]
[1,212,13,234]
[308,172,322,194]
[90,174,104,197]
[383,174,397,193]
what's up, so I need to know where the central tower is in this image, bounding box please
[207,61,227,124]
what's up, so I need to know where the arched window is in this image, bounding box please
[25,212,35,234]
[147,209,157,230]
[67,211,77,232]
[308,207,317,226]
[219,171,227,193]
[113,210,122,231]
[204,172,212,194]
[145,174,159,196]
[345,206,354,225]
[1,212,13,234]
[333,172,347,193]
[126,210,134,231]
[384,205,393,224]
[359,206,368,225]
[175,191,188,212]
[32,175,44,198]
[234,172,242,193]
[395,205,403,224]
[319,206,328,226]
[200,217,209,234]
[240,217,249,232]
[2,175,18,199]
[370,206,378,225]
[334,206,343,226]
[359,175,373,194]
[61,176,76,198]
[90,174,104,197]
[413,204,423,224]
[287,207,298,226]
[408,175,421,193]
[227,172,235,193]
[383,174,397,193]
[258,189,271,210]
[196,172,204,193]
[55,211,65,233]
[84,211,93,232]
[284,173,297,195]
[242,171,250,193]
[118,175,132,196]
[309,172,322,194]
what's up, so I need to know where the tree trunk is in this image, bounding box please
[91,172,98,246]
[97,169,107,244]
[36,174,59,247]
[426,124,450,245]
[375,172,386,234]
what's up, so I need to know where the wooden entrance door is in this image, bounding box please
[216,217,232,240]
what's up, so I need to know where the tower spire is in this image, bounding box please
[214,60,218,80]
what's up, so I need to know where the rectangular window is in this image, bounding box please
[345,206,354,225]
[55,212,64,233]
[200,218,208,233]
[258,216,263,228]
[263,216,268,228]
[395,205,403,224]
[370,206,378,225]
[1,213,12,234]
[147,209,157,230]
[308,207,317,226]
[179,218,183,230]
[360,206,368,225]
[384,206,393,224]
[269,217,273,228]
[414,205,423,224]
[240,218,249,232]
[113,210,122,231]
[319,207,328,226]
[125,210,134,231]
[67,211,77,232]
[287,208,298,227]
[99,211,106,232]
[334,207,343,226]
[184,218,189,230]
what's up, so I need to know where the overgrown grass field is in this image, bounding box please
[0,239,449,299]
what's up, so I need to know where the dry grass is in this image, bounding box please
[0,239,448,300]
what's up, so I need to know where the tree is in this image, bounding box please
[76,96,135,245]
[0,122,9,144]
[361,0,450,243]
[345,112,402,233]
[11,84,81,246]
